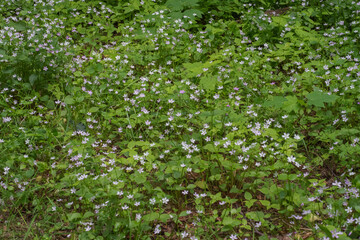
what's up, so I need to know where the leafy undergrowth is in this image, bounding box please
[1,0,360,239]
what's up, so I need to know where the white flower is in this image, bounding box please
[161,197,169,204]
[154,224,161,234]
[229,234,238,240]
[287,155,296,163]
[181,231,189,238]
[345,207,352,213]
[255,222,262,228]
[282,133,290,139]
[3,117,11,123]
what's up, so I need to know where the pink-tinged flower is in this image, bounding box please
[180,90,185,94]
[43,66,48,71]
[233,87,239,91]
[271,82,276,85]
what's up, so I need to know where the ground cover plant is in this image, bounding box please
[0,0,360,239]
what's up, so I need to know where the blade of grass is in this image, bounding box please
[24,213,38,240]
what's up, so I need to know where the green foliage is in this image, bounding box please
[306,90,339,108]
[0,0,359,239]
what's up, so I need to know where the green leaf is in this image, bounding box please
[355,205,360,213]
[40,95,49,102]
[165,0,199,11]
[143,212,159,221]
[76,96,84,103]
[182,9,203,19]
[37,161,48,172]
[278,173,288,181]
[195,180,207,189]
[272,16,287,26]
[203,144,216,152]
[67,213,82,221]
[83,211,94,219]
[64,96,74,105]
[306,91,339,107]
[222,217,235,226]
[246,211,265,221]
[260,200,270,208]
[282,96,299,112]
[199,75,217,91]
[245,199,256,208]
[183,61,219,78]
[13,22,27,31]
[288,174,298,181]
[244,192,252,200]
[318,225,333,238]
[179,211,188,217]
[160,214,170,222]
[29,74,37,85]
[89,107,99,112]
[86,65,95,75]
[263,96,286,108]
[128,141,136,149]
[25,169,34,178]
[172,171,181,179]
[207,25,224,35]
[264,128,278,140]
[183,62,205,77]
[295,28,315,39]
[95,63,103,72]
[133,173,146,184]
